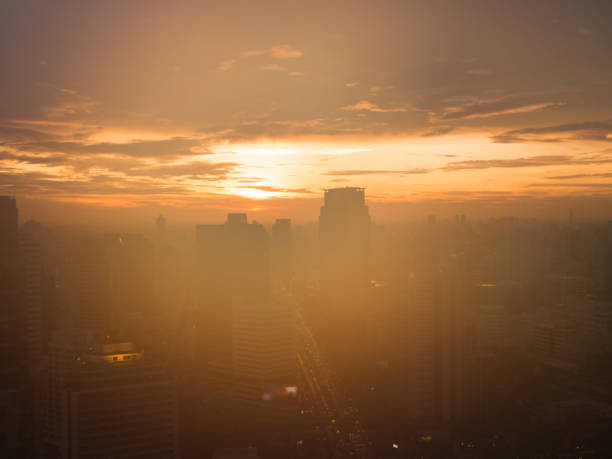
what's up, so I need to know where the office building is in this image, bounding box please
[20,220,44,368]
[318,187,370,300]
[231,295,297,423]
[271,218,292,289]
[41,330,179,458]
[195,214,269,361]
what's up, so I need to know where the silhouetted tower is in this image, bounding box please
[156,214,167,246]
[0,196,18,266]
[0,196,23,457]
[110,234,155,329]
[393,265,467,426]
[318,187,371,370]
[58,237,112,332]
[20,220,44,367]
[318,187,370,299]
[156,213,166,235]
[231,294,297,423]
[195,213,270,361]
[271,218,293,290]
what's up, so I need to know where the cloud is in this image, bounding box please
[217,59,236,71]
[442,154,612,172]
[128,160,238,179]
[288,71,304,77]
[345,82,358,87]
[422,126,454,137]
[528,182,612,188]
[262,63,285,72]
[43,88,98,118]
[432,98,562,121]
[546,172,612,180]
[11,137,204,158]
[240,185,313,194]
[341,100,409,113]
[268,44,303,59]
[218,44,304,75]
[0,150,66,166]
[491,121,612,143]
[240,44,303,60]
[323,168,431,176]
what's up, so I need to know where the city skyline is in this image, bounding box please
[2,2,612,457]
[1,1,612,224]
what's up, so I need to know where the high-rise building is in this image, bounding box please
[393,267,467,425]
[271,218,292,289]
[195,214,269,361]
[318,187,370,299]
[57,237,112,332]
[231,295,297,423]
[110,234,156,326]
[20,220,44,368]
[0,196,18,267]
[41,330,179,458]
[0,196,25,457]
[317,188,371,368]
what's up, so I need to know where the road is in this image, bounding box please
[296,307,371,458]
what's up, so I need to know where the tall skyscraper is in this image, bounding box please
[20,220,44,368]
[41,330,179,459]
[58,237,112,332]
[317,188,371,369]
[318,187,370,299]
[0,196,18,267]
[110,234,156,326]
[392,266,467,426]
[231,295,297,423]
[0,196,24,457]
[195,214,269,361]
[271,218,292,290]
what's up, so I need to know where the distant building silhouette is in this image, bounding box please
[20,220,44,368]
[317,187,371,371]
[58,237,112,331]
[0,196,24,456]
[110,234,156,328]
[0,196,18,266]
[195,213,269,361]
[319,187,370,297]
[271,218,293,290]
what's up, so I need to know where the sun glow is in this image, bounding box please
[231,187,278,199]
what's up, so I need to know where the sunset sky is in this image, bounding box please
[1,0,611,224]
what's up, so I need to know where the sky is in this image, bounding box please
[1,0,611,224]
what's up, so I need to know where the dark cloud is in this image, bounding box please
[422,126,454,137]
[0,170,192,196]
[13,137,204,158]
[0,125,62,144]
[442,154,612,172]
[431,98,561,122]
[528,182,612,189]
[0,150,66,165]
[128,161,239,179]
[491,121,612,143]
[547,172,612,180]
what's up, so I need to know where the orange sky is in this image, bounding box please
[1,1,611,224]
